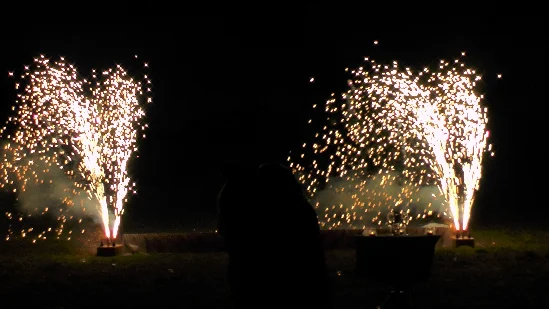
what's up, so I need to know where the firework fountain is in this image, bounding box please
[289,53,491,235]
[1,55,151,247]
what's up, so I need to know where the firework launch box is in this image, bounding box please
[452,236,475,248]
[97,244,124,257]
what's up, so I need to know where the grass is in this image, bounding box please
[1,225,549,309]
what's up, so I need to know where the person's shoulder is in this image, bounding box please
[258,161,290,173]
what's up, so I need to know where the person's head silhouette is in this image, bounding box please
[257,162,305,202]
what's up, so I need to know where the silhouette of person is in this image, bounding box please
[217,160,260,308]
[217,161,333,308]
[255,162,333,308]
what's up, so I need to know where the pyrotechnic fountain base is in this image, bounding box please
[97,244,124,257]
[452,236,475,248]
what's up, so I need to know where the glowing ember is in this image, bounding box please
[289,53,491,231]
[1,55,151,241]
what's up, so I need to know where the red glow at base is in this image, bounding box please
[97,236,123,256]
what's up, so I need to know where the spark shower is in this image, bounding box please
[1,55,151,242]
[290,53,492,232]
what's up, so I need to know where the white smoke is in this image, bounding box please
[310,170,447,229]
[2,148,102,225]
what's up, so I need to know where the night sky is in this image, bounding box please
[0,13,546,230]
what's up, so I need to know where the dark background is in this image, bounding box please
[0,12,546,231]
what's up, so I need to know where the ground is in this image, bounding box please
[1,224,548,309]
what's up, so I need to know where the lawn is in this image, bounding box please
[1,224,549,309]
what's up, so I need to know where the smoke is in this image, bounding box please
[310,170,447,229]
[1,146,102,226]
